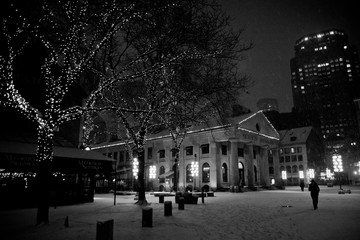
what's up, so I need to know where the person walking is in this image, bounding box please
[308,179,320,210]
[300,181,305,191]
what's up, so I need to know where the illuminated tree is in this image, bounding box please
[0,0,169,224]
[84,0,252,203]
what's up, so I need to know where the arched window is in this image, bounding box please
[292,165,298,173]
[269,167,274,174]
[299,165,304,171]
[186,164,193,183]
[202,163,210,183]
[286,166,291,173]
[160,166,165,175]
[222,163,228,182]
[280,166,285,172]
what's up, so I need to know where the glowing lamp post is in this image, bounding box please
[307,168,315,181]
[149,165,156,179]
[332,155,343,173]
[133,157,139,180]
[191,161,199,191]
[299,170,304,179]
[281,170,287,188]
[332,154,344,187]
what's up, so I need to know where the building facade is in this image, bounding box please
[290,29,360,179]
[271,127,325,185]
[91,111,281,191]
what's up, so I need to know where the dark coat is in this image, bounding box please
[308,181,320,196]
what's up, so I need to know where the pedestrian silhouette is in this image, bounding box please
[308,179,320,210]
[300,181,305,191]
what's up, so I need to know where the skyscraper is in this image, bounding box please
[290,29,360,179]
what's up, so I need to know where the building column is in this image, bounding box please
[229,139,239,187]
[210,141,220,190]
[244,144,254,187]
[259,147,270,186]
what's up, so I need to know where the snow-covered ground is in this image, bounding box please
[1,185,359,240]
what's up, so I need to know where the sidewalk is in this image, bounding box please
[1,185,359,240]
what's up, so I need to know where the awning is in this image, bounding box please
[158,171,174,178]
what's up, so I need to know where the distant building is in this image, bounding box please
[257,98,279,112]
[290,29,360,179]
[272,127,325,185]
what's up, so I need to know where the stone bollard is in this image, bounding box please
[178,197,185,210]
[96,219,114,240]
[159,195,164,203]
[164,201,172,216]
[142,207,153,227]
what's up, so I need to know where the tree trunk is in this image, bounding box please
[135,149,147,205]
[35,127,54,225]
[172,149,180,192]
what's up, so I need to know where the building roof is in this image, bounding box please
[90,110,280,150]
[0,140,114,162]
[278,126,313,145]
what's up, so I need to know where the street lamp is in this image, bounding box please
[191,160,199,192]
[299,170,304,179]
[133,157,139,179]
[332,154,343,187]
[307,168,315,181]
[149,165,156,179]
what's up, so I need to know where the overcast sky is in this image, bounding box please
[222,0,360,113]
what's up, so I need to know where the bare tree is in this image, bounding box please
[84,0,252,203]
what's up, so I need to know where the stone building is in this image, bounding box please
[272,127,325,185]
[91,111,280,191]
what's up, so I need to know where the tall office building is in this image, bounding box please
[290,29,360,179]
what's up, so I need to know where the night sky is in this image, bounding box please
[223,0,360,113]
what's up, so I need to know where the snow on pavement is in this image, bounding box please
[1,185,359,240]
